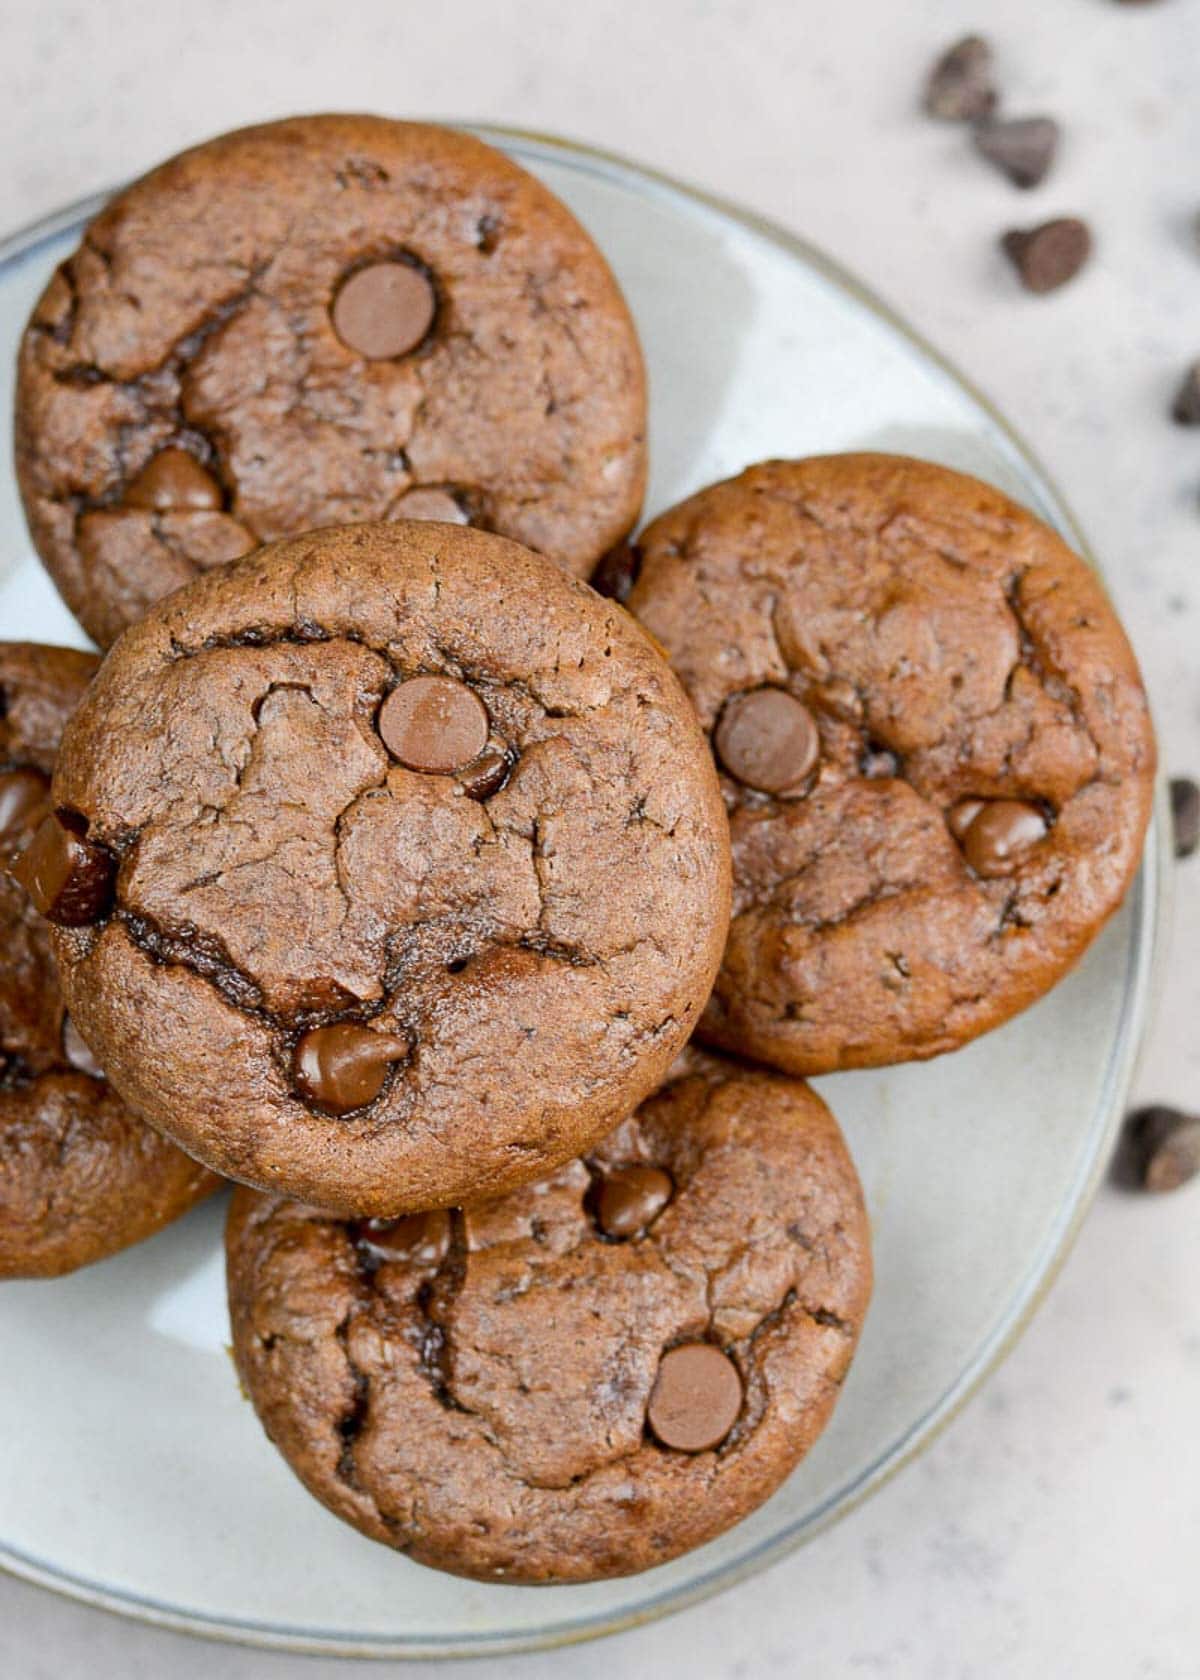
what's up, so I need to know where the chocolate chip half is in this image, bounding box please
[973,117,1060,189]
[392,487,469,525]
[958,799,1048,878]
[10,813,115,925]
[590,540,642,604]
[594,1164,674,1240]
[1116,1106,1200,1193]
[924,34,997,121]
[1001,219,1092,294]
[1170,777,1199,860]
[353,1210,451,1267]
[124,449,223,512]
[332,260,436,360]
[293,1022,411,1115]
[715,688,820,796]
[378,676,490,774]
[62,1015,105,1080]
[1171,365,1200,426]
[647,1343,743,1453]
[457,748,511,802]
[0,766,50,853]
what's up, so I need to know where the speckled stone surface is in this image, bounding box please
[0,0,1197,1675]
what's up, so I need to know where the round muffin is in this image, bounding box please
[625,454,1156,1075]
[44,523,730,1216]
[225,1050,871,1582]
[16,114,647,648]
[0,642,217,1277]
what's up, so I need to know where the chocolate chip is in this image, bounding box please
[647,1343,743,1453]
[378,676,490,775]
[958,799,1048,878]
[1170,776,1199,859]
[457,748,511,801]
[593,1164,674,1239]
[293,1022,411,1115]
[0,766,50,854]
[331,260,436,360]
[10,813,115,925]
[391,487,469,524]
[353,1210,451,1268]
[1171,364,1200,426]
[715,688,820,796]
[1001,219,1092,294]
[973,117,1060,189]
[946,797,986,843]
[124,448,223,512]
[923,35,997,122]
[1116,1106,1200,1193]
[590,540,642,604]
[62,1015,105,1080]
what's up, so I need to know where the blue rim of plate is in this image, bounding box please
[0,125,1168,1660]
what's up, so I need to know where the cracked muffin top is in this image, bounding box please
[41,521,730,1216]
[625,454,1156,1075]
[15,114,647,648]
[225,1050,871,1583]
[0,642,217,1277]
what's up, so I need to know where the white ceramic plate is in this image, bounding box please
[0,129,1163,1659]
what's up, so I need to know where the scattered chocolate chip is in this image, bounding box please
[378,675,490,775]
[924,35,997,122]
[331,260,436,360]
[957,799,1048,878]
[1115,1106,1200,1193]
[973,117,1060,189]
[10,813,115,925]
[62,1015,105,1080]
[0,766,50,854]
[590,540,642,604]
[124,448,224,512]
[1171,363,1200,426]
[391,487,469,524]
[293,1022,411,1115]
[457,748,511,801]
[1170,776,1199,859]
[647,1343,743,1453]
[593,1164,674,1240]
[353,1210,451,1268]
[1001,218,1092,294]
[715,688,820,796]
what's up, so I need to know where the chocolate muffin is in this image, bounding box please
[225,1051,871,1582]
[42,522,730,1216]
[0,642,217,1277]
[16,114,647,648]
[626,454,1156,1074]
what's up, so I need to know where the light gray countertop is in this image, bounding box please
[1,1,1196,1675]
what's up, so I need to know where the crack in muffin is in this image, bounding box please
[16,115,647,647]
[624,454,1156,1074]
[225,1050,871,1582]
[0,642,218,1277]
[46,522,731,1215]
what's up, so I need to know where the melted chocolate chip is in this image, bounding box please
[457,748,511,801]
[946,797,986,843]
[353,1210,452,1267]
[590,540,642,604]
[647,1343,743,1453]
[593,1163,674,1239]
[124,448,224,512]
[292,1022,411,1115]
[959,799,1048,878]
[331,260,436,360]
[378,676,490,775]
[715,688,820,796]
[10,813,115,925]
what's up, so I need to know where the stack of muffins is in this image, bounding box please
[0,116,1155,1583]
